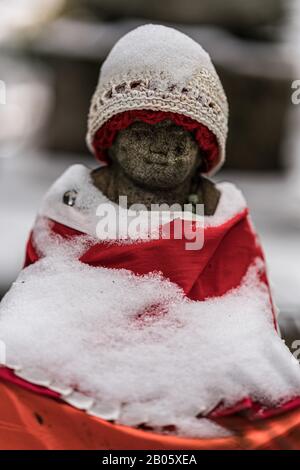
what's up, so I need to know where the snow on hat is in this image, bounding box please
[87,24,228,175]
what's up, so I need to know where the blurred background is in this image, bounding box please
[0,0,299,344]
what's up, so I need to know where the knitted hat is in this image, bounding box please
[87,24,228,175]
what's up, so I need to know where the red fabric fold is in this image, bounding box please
[25,209,267,305]
[1,378,300,449]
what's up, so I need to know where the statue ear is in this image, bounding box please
[108,129,126,163]
[108,141,117,162]
[195,148,203,172]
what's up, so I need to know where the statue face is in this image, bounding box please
[109,120,201,189]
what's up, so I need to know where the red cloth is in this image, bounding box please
[93,110,219,173]
[25,208,270,304]
[1,379,300,449]
[2,206,299,427]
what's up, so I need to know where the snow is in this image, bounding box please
[0,219,300,438]
[40,164,246,240]
[100,24,216,89]
[206,181,246,226]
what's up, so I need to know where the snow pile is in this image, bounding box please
[101,24,215,89]
[0,224,300,438]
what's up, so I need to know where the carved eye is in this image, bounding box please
[120,144,128,153]
[133,130,148,142]
[174,142,186,155]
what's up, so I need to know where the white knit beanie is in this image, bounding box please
[87,24,228,175]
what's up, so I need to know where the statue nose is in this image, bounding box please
[149,140,168,155]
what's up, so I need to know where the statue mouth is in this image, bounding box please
[144,153,169,166]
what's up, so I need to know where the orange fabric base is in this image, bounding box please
[0,380,300,450]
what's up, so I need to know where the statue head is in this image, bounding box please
[109,120,201,190]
